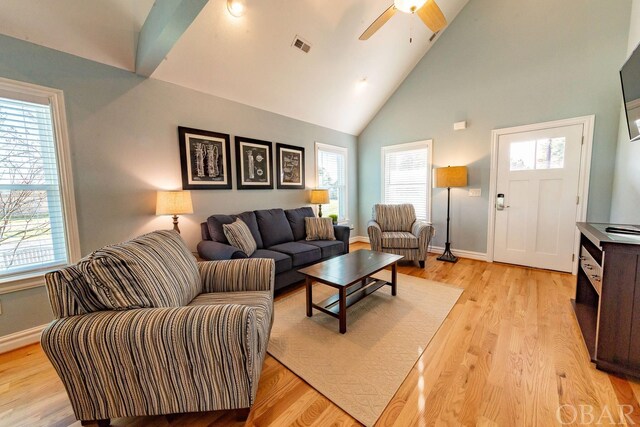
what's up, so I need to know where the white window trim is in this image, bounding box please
[314,142,349,223]
[381,139,433,223]
[0,77,81,294]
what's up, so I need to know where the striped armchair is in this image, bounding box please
[41,230,274,426]
[367,204,435,267]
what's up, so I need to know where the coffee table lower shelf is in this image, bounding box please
[311,279,391,318]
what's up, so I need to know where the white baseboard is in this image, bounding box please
[0,323,47,354]
[350,237,487,261]
[429,246,488,262]
[349,236,370,244]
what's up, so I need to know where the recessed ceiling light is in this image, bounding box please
[227,0,246,17]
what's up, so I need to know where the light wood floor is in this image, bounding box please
[2,242,640,426]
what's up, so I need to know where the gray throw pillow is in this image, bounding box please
[223,219,258,256]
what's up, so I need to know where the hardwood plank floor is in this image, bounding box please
[1,242,639,426]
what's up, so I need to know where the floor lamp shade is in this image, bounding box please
[156,191,193,233]
[434,166,468,263]
[435,166,468,188]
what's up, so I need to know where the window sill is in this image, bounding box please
[0,266,63,295]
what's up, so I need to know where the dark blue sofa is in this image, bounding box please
[198,207,350,291]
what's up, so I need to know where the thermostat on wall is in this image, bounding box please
[454,121,467,130]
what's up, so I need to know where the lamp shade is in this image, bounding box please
[435,166,468,188]
[394,0,428,13]
[156,191,193,215]
[310,189,330,204]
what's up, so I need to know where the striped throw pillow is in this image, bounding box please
[223,219,257,256]
[305,217,336,241]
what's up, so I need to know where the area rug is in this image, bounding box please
[267,270,463,426]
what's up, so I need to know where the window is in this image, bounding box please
[0,77,79,286]
[509,138,566,171]
[315,142,348,222]
[381,140,432,221]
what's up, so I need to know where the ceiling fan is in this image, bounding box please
[359,0,447,40]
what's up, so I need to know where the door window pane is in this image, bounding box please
[510,138,566,171]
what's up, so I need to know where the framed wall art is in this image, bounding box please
[276,143,305,189]
[235,136,273,190]
[178,126,232,190]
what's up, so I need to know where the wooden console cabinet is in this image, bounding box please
[574,222,640,378]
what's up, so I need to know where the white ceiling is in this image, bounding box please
[0,0,469,135]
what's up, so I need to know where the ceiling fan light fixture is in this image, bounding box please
[393,0,428,13]
[227,0,246,17]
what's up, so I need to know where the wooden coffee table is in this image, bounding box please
[298,249,404,333]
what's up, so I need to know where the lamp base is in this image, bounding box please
[318,204,323,217]
[437,243,458,263]
[172,215,181,234]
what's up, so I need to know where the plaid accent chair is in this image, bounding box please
[41,230,274,426]
[367,204,435,267]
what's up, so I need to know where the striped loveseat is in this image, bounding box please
[367,204,435,267]
[41,230,274,426]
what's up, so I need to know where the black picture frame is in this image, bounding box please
[235,136,274,190]
[178,126,232,190]
[276,143,305,189]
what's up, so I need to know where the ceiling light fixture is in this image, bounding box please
[227,0,246,17]
[393,0,428,13]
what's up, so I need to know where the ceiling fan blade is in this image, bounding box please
[416,0,447,33]
[359,5,397,40]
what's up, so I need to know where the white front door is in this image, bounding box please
[493,123,584,272]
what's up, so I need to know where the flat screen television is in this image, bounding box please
[621,42,640,142]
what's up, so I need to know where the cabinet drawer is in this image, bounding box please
[580,245,602,295]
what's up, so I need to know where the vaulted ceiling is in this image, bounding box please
[0,0,469,135]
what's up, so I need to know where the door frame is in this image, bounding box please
[486,115,595,274]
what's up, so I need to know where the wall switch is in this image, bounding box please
[469,188,481,197]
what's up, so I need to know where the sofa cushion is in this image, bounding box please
[382,231,419,249]
[77,230,200,310]
[268,242,321,267]
[236,211,264,249]
[206,214,235,244]
[250,249,293,275]
[305,217,336,241]
[285,207,315,241]
[255,208,294,248]
[300,240,344,258]
[373,204,416,232]
[223,219,257,256]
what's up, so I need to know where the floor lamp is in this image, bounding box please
[435,166,468,263]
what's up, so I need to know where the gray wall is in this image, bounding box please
[0,35,358,337]
[611,0,640,224]
[357,0,631,253]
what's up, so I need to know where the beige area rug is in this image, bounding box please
[267,270,463,426]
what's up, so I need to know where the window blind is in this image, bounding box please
[383,147,430,219]
[316,146,347,221]
[0,96,68,277]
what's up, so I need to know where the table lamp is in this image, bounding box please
[156,190,193,233]
[310,189,330,217]
[434,166,468,263]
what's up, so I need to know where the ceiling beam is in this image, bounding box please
[135,0,209,77]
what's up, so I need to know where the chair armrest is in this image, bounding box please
[197,240,247,260]
[41,304,262,421]
[367,220,383,251]
[199,258,275,293]
[333,225,351,254]
[412,221,435,258]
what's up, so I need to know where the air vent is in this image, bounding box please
[292,35,311,53]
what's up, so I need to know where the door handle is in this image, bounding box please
[497,193,506,210]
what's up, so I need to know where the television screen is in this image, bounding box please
[621,42,640,142]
